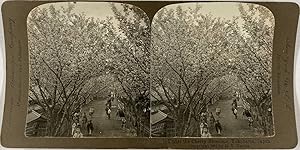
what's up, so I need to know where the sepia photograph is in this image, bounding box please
[1,0,299,148]
[150,3,274,137]
[25,1,275,139]
[26,2,150,138]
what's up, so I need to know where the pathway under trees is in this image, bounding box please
[80,98,135,137]
[208,98,262,137]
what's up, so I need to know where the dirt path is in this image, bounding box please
[78,97,259,137]
[208,98,259,137]
[80,98,134,137]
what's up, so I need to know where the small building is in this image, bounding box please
[25,110,47,137]
[151,110,175,137]
[28,103,44,114]
[151,103,168,113]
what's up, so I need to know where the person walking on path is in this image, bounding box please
[89,107,94,117]
[244,109,253,127]
[233,107,238,119]
[215,107,221,120]
[231,99,237,110]
[73,127,83,138]
[215,107,221,117]
[215,120,222,135]
[107,108,111,119]
[106,98,112,109]
[231,99,238,119]
[87,120,94,136]
[248,116,253,127]
[105,106,111,120]
[121,118,126,129]
[232,99,238,108]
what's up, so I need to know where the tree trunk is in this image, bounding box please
[182,110,192,136]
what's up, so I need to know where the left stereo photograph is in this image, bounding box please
[25,2,150,138]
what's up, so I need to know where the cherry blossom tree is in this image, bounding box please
[28,4,112,136]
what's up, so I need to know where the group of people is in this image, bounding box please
[212,109,222,135]
[106,97,127,129]
[70,94,130,138]
[232,99,254,127]
[71,111,94,138]
[232,99,238,119]
[196,110,224,137]
[196,110,220,137]
[199,97,255,137]
[105,98,112,119]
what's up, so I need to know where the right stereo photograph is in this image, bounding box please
[150,2,274,138]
